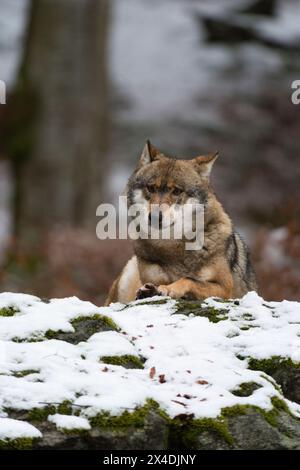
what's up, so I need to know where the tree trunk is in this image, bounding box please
[14,0,110,243]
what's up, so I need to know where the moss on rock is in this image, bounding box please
[231,381,262,397]
[169,415,233,449]
[0,437,37,450]
[53,314,119,344]
[248,357,300,375]
[13,369,40,378]
[43,314,119,344]
[90,399,160,429]
[100,355,145,369]
[71,314,119,331]
[0,306,19,317]
[28,401,72,422]
[174,300,229,323]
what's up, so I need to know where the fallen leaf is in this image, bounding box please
[149,366,156,379]
[196,379,209,385]
[102,367,109,372]
[171,400,187,407]
[159,374,166,384]
[183,394,194,399]
[147,324,154,328]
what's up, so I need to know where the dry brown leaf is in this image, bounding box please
[149,366,156,379]
[171,400,187,407]
[183,394,193,399]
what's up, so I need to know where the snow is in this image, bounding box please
[0,295,103,341]
[0,418,41,440]
[48,414,91,431]
[0,290,300,442]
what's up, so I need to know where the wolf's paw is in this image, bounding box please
[157,284,184,299]
[135,283,161,300]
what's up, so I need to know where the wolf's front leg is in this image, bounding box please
[157,277,233,300]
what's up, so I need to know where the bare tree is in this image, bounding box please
[7,0,110,243]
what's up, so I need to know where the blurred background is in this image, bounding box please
[0,0,300,305]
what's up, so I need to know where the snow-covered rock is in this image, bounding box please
[0,291,300,449]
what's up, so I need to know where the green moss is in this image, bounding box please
[13,369,39,378]
[57,400,73,415]
[221,404,248,418]
[91,399,233,448]
[28,401,72,422]
[222,397,294,429]
[88,397,298,448]
[90,399,159,429]
[44,314,119,341]
[44,329,66,340]
[247,357,300,375]
[100,355,144,369]
[231,382,262,397]
[222,402,280,428]
[0,437,37,450]
[174,300,229,323]
[170,416,234,448]
[28,405,56,422]
[71,314,119,332]
[260,400,285,427]
[8,314,120,344]
[270,396,290,414]
[12,336,43,343]
[0,306,19,317]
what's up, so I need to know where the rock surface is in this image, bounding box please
[0,292,300,450]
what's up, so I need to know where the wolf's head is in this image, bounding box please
[126,140,218,233]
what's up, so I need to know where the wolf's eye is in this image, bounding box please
[147,185,155,193]
[173,187,182,196]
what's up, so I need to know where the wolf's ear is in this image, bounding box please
[138,140,161,167]
[193,151,219,178]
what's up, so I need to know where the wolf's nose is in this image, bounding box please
[149,210,163,228]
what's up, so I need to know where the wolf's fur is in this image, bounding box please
[105,141,257,305]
